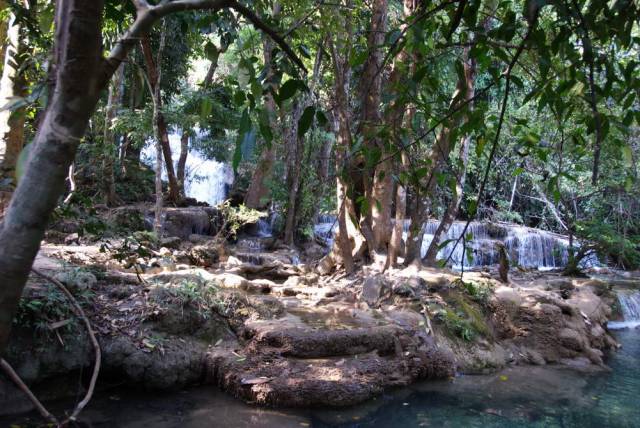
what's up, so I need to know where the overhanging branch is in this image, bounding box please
[228,0,307,73]
[103,0,306,88]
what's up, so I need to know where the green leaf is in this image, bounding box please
[513,167,525,176]
[204,42,220,62]
[233,109,252,173]
[316,110,328,126]
[621,144,633,166]
[200,98,213,121]
[298,106,316,138]
[475,137,486,157]
[277,79,304,104]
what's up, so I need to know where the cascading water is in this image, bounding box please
[608,291,640,330]
[419,221,574,270]
[315,217,591,271]
[141,131,234,206]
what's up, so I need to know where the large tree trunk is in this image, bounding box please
[359,0,390,252]
[385,0,419,267]
[0,0,105,354]
[102,63,125,206]
[244,3,280,210]
[0,9,29,183]
[141,34,179,203]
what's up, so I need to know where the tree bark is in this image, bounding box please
[244,2,280,209]
[359,0,390,252]
[385,0,419,266]
[0,0,105,354]
[282,100,303,244]
[0,9,28,183]
[177,130,189,196]
[152,20,168,235]
[0,0,302,357]
[102,63,125,205]
[141,34,180,203]
[0,0,8,76]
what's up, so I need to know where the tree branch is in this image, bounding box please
[228,0,307,73]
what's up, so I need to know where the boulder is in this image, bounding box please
[362,275,387,307]
[189,244,220,267]
[160,236,182,249]
[53,270,97,292]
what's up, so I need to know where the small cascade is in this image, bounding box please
[256,218,273,238]
[142,131,234,206]
[315,216,593,271]
[608,291,640,330]
[314,214,337,245]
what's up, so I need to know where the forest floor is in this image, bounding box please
[1,206,635,416]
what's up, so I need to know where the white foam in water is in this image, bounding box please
[142,131,234,206]
[315,218,597,271]
[608,292,640,330]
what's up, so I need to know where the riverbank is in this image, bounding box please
[0,224,626,417]
[3,328,638,427]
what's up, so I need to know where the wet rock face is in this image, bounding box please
[162,207,222,239]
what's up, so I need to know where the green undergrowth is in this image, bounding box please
[150,278,221,321]
[14,283,94,344]
[435,285,492,342]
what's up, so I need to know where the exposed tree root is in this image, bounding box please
[0,358,59,425]
[32,268,102,425]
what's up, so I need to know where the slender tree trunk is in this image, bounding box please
[0,10,28,183]
[141,34,179,203]
[423,49,476,265]
[283,101,303,244]
[244,3,280,209]
[389,151,409,266]
[0,0,8,76]
[102,63,124,205]
[423,135,470,265]
[152,21,167,235]
[177,130,188,196]
[0,0,104,354]
[282,40,324,244]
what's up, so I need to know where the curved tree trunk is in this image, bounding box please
[0,0,105,354]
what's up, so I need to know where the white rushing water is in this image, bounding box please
[141,132,234,206]
[418,220,573,270]
[314,217,595,271]
[608,291,640,330]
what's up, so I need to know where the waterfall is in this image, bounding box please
[141,131,234,206]
[314,217,596,271]
[608,291,640,330]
